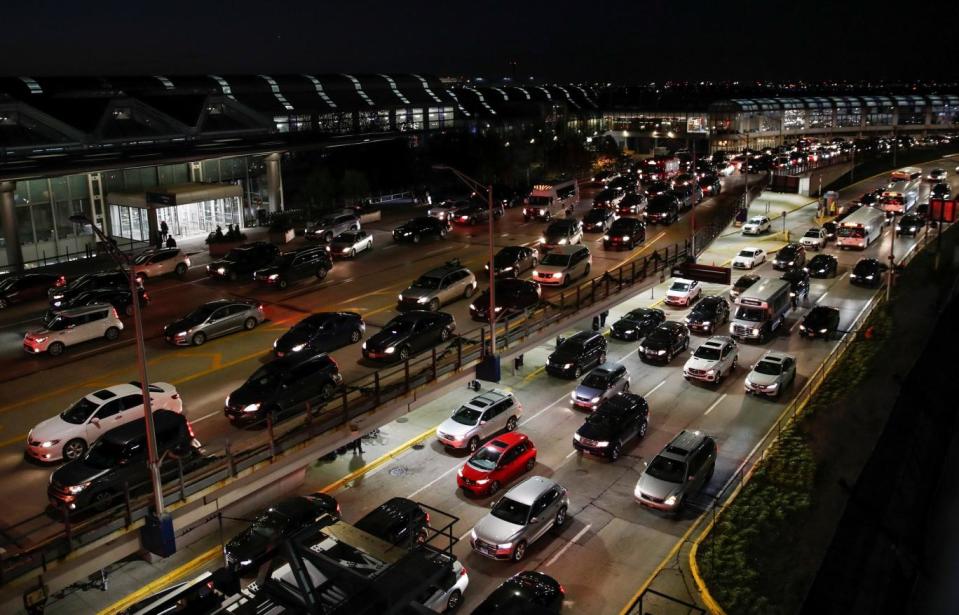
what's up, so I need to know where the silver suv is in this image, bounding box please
[683,336,738,384]
[570,362,629,411]
[397,259,477,312]
[634,429,716,515]
[470,475,569,562]
[306,212,360,242]
[131,248,191,280]
[436,390,521,452]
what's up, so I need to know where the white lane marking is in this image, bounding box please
[459,528,473,542]
[382,244,398,250]
[519,391,570,428]
[644,379,668,397]
[544,523,592,567]
[191,410,221,424]
[790,318,803,333]
[408,463,460,499]
[839,272,848,281]
[703,393,727,416]
[565,450,577,459]
[815,292,829,305]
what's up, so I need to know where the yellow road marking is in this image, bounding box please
[170,349,268,386]
[522,366,545,382]
[0,432,25,449]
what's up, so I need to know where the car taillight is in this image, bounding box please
[111,308,119,319]
[459,566,467,577]
[258,304,264,311]
[56,275,66,287]
[424,512,431,525]
[336,503,342,515]
[187,421,196,438]
[559,584,566,595]
[142,293,150,301]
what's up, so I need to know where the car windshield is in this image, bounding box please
[735,306,766,322]
[804,230,821,238]
[182,306,216,326]
[60,397,99,424]
[272,254,295,266]
[469,446,503,471]
[491,497,531,525]
[754,360,783,375]
[252,511,291,536]
[495,248,520,262]
[748,218,764,225]
[224,249,246,261]
[646,455,686,483]
[838,227,866,238]
[451,406,481,426]
[694,346,722,360]
[779,247,798,258]
[383,320,415,335]
[541,253,571,267]
[411,276,442,289]
[670,282,690,292]
[336,232,359,242]
[84,440,124,470]
[581,373,610,388]
[738,250,756,257]
[132,253,153,264]
[249,365,282,387]
[559,342,585,355]
[527,196,551,206]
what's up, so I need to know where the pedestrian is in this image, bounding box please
[160,220,169,239]
[352,437,364,454]
[600,309,609,327]
[592,315,600,331]
[165,235,177,248]
[791,294,799,310]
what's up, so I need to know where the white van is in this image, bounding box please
[23,303,123,356]
[729,278,791,343]
[523,179,579,221]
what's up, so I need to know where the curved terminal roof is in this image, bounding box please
[709,94,959,113]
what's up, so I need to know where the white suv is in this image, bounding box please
[23,303,123,356]
[684,336,738,384]
[132,248,191,279]
[732,247,766,269]
[437,390,522,452]
[742,216,771,235]
[799,228,827,251]
[532,245,591,287]
[665,278,701,306]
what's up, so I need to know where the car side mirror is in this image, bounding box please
[67,323,76,329]
[529,516,540,524]
[91,417,100,427]
[489,499,498,508]
[480,420,487,425]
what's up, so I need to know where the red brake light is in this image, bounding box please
[424,512,431,525]
[187,421,196,438]
[142,293,150,301]
[111,308,119,319]
[559,584,566,595]
[459,566,468,577]
[56,275,66,287]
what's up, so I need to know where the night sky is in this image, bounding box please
[1,0,955,81]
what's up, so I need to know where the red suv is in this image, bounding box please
[457,433,537,496]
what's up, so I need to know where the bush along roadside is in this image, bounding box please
[697,306,892,615]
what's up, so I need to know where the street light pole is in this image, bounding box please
[887,217,895,301]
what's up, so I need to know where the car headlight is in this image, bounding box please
[664,495,677,506]
[539,236,546,244]
[590,396,601,404]
[706,369,715,376]
[539,208,546,214]
[362,341,367,349]
[638,345,646,352]
[475,478,490,485]
[242,403,261,413]
[657,349,666,355]
[268,273,279,280]
[417,297,429,304]
[624,329,635,335]
[175,330,188,338]
[532,270,539,277]
[603,235,610,240]
[702,321,711,327]
[470,529,478,541]
[751,328,760,336]
[342,248,351,254]
[217,267,226,275]
[384,346,396,354]
[494,306,504,312]
[799,324,806,331]
[291,343,305,352]
[622,235,630,241]
[67,481,91,494]
[594,441,609,447]
[502,266,513,272]
[497,542,513,550]
[563,363,573,369]
[558,238,567,245]
[33,336,48,343]
[819,328,828,334]
[239,559,253,567]
[865,274,874,280]
[40,440,60,448]
[573,433,583,442]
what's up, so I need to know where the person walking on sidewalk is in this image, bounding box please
[160,219,169,240]
[351,437,364,454]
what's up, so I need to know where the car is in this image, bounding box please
[416,554,470,613]
[427,199,463,221]
[470,278,541,321]
[732,247,766,270]
[398,259,477,311]
[927,168,948,182]
[306,212,360,242]
[47,286,149,319]
[730,274,760,299]
[26,381,182,463]
[670,184,701,211]
[804,253,838,278]
[573,393,649,461]
[48,410,199,513]
[393,216,450,243]
[362,310,455,362]
[224,353,342,425]
[684,296,730,334]
[617,192,647,216]
[607,175,635,193]
[539,219,583,252]
[472,571,565,613]
[272,312,365,357]
[800,227,828,251]
[329,230,373,258]
[437,390,522,453]
[610,307,666,341]
[545,331,607,378]
[223,493,339,572]
[914,202,930,220]
[253,246,332,289]
[469,475,569,562]
[644,194,680,224]
[591,188,621,210]
[931,183,952,200]
[896,213,925,237]
[665,278,701,306]
[781,267,810,301]
[603,217,646,250]
[799,306,841,340]
[773,243,806,271]
[531,245,591,287]
[634,429,717,514]
[163,299,265,346]
[683,336,738,384]
[0,272,62,309]
[742,216,771,235]
[355,497,430,546]
[699,174,722,196]
[582,207,617,233]
[744,351,797,397]
[591,170,615,183]
[822,220,838,241]
[131,248,191,280]
[486,246,538,277]
[48,270,129,307]
[639,321,690,363]
[207,242,279,281]
[452,202,494,225]
[644,181,672,198]
[570,362,630,411]
[849,258,887,288]
[457,432,536,495]
[24,303,123,356]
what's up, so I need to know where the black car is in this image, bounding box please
[573,393,649,460]
[354,497,429,546]
[670,184,701,211]
[48,270,128,306]
[603,217,646,250]
[273,312,365,358]
[546,331,607,379]
[698,174,722,196]
[639,321,689,363]
[805,253,838,278]
[48,410,199,513]
[645,181,672,198]
[592,188,619,209]
[224,353,342,425]
[930,183,952,200]
[772,243,806,271]
[0,273,61,309]
[253,246,332,289]
[822,221,837,241]
[583,207,617,232]
[486,246,538,277]
[644,194,680,224]
[617,192,647,216]
[730,274,760,299]
[607,175,635,193]
[452,202,493,225]
[800,306,841,340]
[610,307,665,341]
[392,216,450,243]
[850,258,886,288]
[540,219,583,251]
[362,310,455,362]
[207,242,279,281]
[224,493,339,572]
[472,571,565,614]
[470,278,541,321]
[781,267,810,300]
[684,296,730,334]
[48,286,149,319]
[896,213,925,237]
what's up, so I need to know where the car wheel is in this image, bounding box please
[715,370,723,385]
[506,416,518,431]
[428,298,440,312]
[489,481,501,496]
[175,263,188,278]
[584,263,591,277]
[512,541,528,562]
[531,257,539,270]
[562,275,570,287]
[47,341,65,356]
[316,267,329,280]
[525,457,536,472]
[277,278,288,289]
[350,328,362,343]
[468,437,480,453]
[609,443,621,461]
[439,228,449,238]
[573,365,582,378]
[412,234,421,244]
[105,326,120,341]
[398,346,410,361]
[446,589,462,612]
[638,420,648,439]
[63,438,87,461]
[367,239,374,251]
[348,248,356,258]
[555,505,568,528]
[319,383,335,400]
[192,332,206,346]
[440,326,451,342]
[244,317,257,331]
[464,284,476,299]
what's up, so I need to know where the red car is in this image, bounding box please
[457,433,537,496]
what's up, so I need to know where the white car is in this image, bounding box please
[744,351,797,398]
[742,216,771,235]
[436,390,522,452]
[420,556,470,612]
[683,336,738,384]
[131,248,191,280]
[800,227,827,251]
[427,200,462,221]
[531,245,591,287]
[664,278,701,307]
[23,303,123,356]
[26,382,183,462]
[732,247,766,269]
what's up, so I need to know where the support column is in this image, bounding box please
[1,181,23,272]
[265,152,284,213]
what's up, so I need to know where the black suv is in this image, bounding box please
[48,271,129,306]
[393,216,450,243]
[0,273,61,309]
[273,312,365,358]
[699,174,722,196]
[48,287,149,319]
[469,278,541,321]
[896,213,925,237]
[850,258,887,288]
[474,571,565,613]
[253,246,332,289]
[773,243,806,271]
[224,353,342,425]
[800,306,841,340]
[639,321,690,363]
[645,194,680,224]
[781,267,810,300]
[604,217,646,250]
[486,246,538,277]
[546,331,607,379]
[592,188,619,209]
[207,242,279,281]
[684,296,730,334]
[354,497,430,546]
[617,192,647,216]
[48,410,199,513]
[573,393,649,461]
[805,253,838,278]
[644,181,672,198]
[362,310,455,362]
[611,307,665,341]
